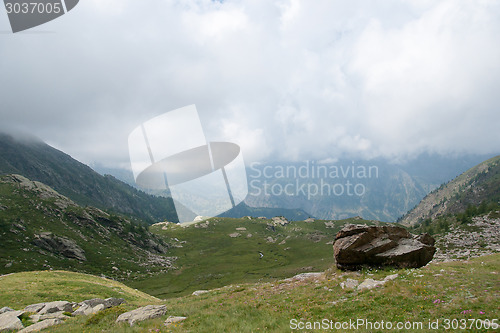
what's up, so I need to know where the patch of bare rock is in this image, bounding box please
[433,215,500,261]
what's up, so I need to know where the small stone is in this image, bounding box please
[192,290,209,296]
[357,278,385,291]
[266,237,276,243]
[164,316,187,326]
[340,278,359,289]
[383,274,399,282]
[324,221,335,228]
[286,272,323,281]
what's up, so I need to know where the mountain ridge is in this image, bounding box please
[0,132,178,223]
[399,155,500,226]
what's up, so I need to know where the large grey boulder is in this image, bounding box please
[333,224,435,270]
[0,310,24,332]
[116,305,167,326]
[73,297,125,316]
[104,297,126,308]
[37,301,75,315]
[33,232,86,261]
[18,318,63,333]
[29,311,70,323]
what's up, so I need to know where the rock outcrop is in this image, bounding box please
[73,298,125,316]
[18,318,63,333]
[269,216,289,226]
[36,301,75,315]
[1,297,126,332]
[333,224,435,270]
[0,310,24,332]
[116,305,167,326]
[0,297,181,330]
[33,232,86,261]
[433,215,500,261]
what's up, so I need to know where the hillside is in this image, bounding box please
[0,133,178,223]
[0,174,175,280]
[0,270,160,310]
[400,155,500,226]
[1,255,498,332]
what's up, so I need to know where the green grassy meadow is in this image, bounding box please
[0,254,498,332]
[130,217,388,299]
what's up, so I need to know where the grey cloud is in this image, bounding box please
[1,0,499,167]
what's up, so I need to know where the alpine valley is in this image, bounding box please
[0,132,498,332]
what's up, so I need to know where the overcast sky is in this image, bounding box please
[1,0,499,168]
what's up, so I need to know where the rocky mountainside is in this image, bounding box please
[244,156,495,222]
[0,174,175,279]
[432,212,500,261]
[0,133,178,223]
[399,155,500,226]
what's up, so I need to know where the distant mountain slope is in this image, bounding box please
[245,160,430,222]
[400,155,500,226]
[94,154,496,222]
[218,201,312,220]
[0,133,178,223]
[0,174,174,279]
